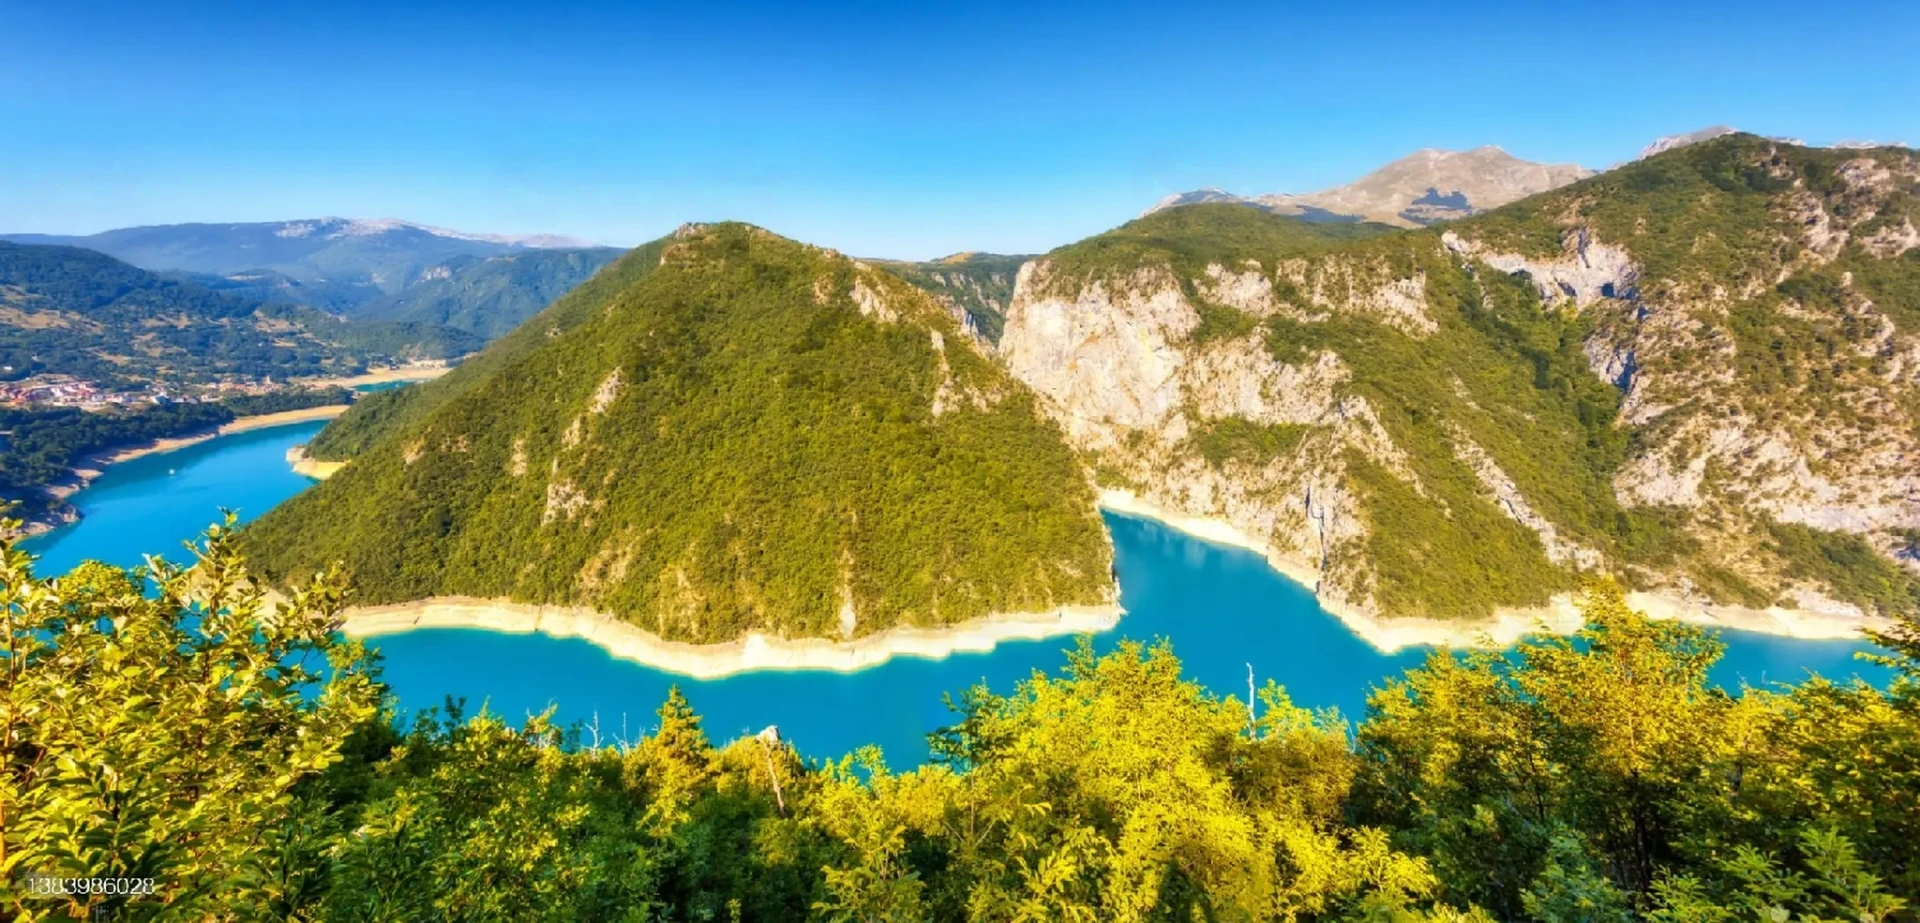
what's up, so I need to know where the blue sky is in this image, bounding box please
[4,0,1917,259]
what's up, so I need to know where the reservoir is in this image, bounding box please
[22,421,1896,765]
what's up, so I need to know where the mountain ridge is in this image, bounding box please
[0,217,604,295]
[1146,145,1595,227]
[243,223,1115,642]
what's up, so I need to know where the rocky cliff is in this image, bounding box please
[1007,135,1920,631]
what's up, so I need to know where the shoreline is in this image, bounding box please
[298,364,453,389]
[20,406,351,537]
[285,445,347,479]
[1094,488,1894,652]
[339,597,1124,680]
[89,405,351,469]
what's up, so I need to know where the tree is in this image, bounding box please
[1,515,380,919]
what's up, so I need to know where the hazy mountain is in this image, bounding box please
[0,241,477,385]
[1637,125,1740,159]
[244,223,1113,643]
[1146,146,1594,227]
[347,247,626,339]
[171,268,387,313]
[0,218,597,294]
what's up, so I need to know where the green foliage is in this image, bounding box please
[1040,204,1395,296]
[304,237,673,461]
[1766,521,1920,619]
[6,540,1919,920]
[1188,300,1260,345]
[246,225,1113,643]
[1186,416,1309,467]
[1356,582,1920,917]
[1650,828,1910,923]
[1,517,382,919]
[878,253,1029,343]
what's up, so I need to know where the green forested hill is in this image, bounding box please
[302,236,672,460]
[244,223,1112,641]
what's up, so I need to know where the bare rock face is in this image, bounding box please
[1021,138,1920,628]
[1442,229,1639,308]
[999,263,1195,451]
[1000,258,1420,619]
[1145,146,1594,228]
[1638,126,1739,160]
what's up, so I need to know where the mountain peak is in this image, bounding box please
[1149,145,1594,227]
[244,222,1115,644]
[1638,125,1740,160]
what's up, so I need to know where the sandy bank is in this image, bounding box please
[89,405,352,469]
[285,445,347,479]
[1095,488,1892,652]
[340,597,1124,679]
[300,364,453,389]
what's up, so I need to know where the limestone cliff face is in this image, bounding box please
[1002,138,1920,627]
[1000,258,1414,618]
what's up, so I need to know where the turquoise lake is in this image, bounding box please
[22,421,1896,766]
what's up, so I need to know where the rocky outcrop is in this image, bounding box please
[1001,258,1424,619]
[1442,229,1639,308]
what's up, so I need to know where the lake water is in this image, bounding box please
[22,422,1896,766]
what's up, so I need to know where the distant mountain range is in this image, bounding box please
[1144,128,1914,229]
[1145,146,1594,227]
[0,218,595,291]
[0,218,628,342]
[0,241,480,386]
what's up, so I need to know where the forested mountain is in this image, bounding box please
[1004,134,1920,629]
[9,528,1917,919]
[0,242,475,385]
[346,246,625,338]
[174,267,386,313]
[242,223,1113,641]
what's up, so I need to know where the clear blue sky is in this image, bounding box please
[4,0,1916,260]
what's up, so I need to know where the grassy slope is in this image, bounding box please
[244,225,1112,642]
